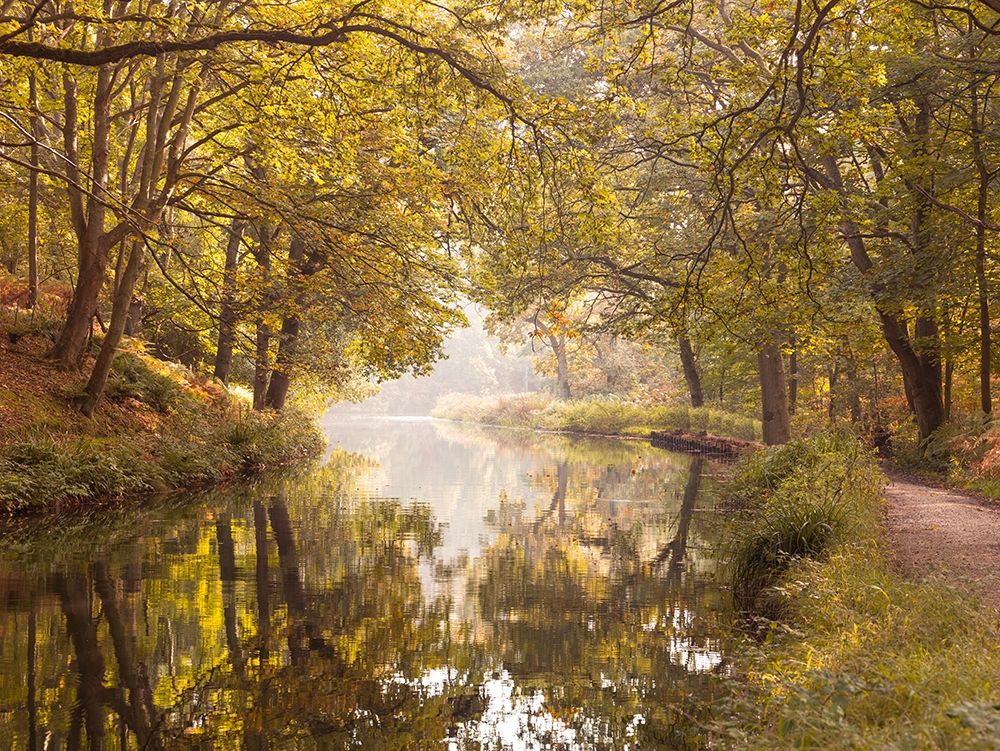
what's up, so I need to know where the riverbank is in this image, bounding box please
[431,392,762,443]
[716,434,1000,750]
[0,331,324,515]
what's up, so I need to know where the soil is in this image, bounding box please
[884,475,1000,611]
[0,333,153,447]
[648,429,759,458]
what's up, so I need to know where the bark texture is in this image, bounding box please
[758,340,791,445]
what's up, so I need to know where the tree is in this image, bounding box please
[0,0,525,414]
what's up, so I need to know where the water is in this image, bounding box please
[0,416,732,749]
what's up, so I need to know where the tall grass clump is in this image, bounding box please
[724,433,883,616]
[716,432,1000,750]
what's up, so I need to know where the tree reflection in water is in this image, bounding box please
[0,418,729,750]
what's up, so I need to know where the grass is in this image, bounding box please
[0,338,325,514]
[716,433,1000,750]
[431,392,761,442]
[0,407,324,514]
[723,433,883,617]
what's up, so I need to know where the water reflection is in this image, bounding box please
[0,417,729,749]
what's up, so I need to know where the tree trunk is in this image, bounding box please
[757,339,791,445]
[845,357,862,423]
[213,217,245,383]
[26,70,40,309]
[263,316,299,410]
[79,241,144,416]
[252,223,275,410]
[881,312,945,439]
[253,322,271,410]
[976,218,992,417]
[828,362,839,422]
[945,356,954,421]
[51,67,114,370]
[972,76,993,416]
[550,334,571,399]
[51,238,108,369]
[111,241,127,304]
[124,277,145,337]
[906,96,946,438]
[677,335,704,408]
[822,154,945,441]
[787,347,798,415]
[2,237,14,274]
[264,236,307,410]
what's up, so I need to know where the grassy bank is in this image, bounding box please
[431,392,761,442]
[718,434,1000,750]
[0,332,324,515]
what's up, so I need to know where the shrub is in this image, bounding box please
[5,315,62,343]
[107,353,186,412]
[249,409,327,464]
[156,438,229,484]
[724,433,882,616]
[60,440,154,497]
[154,409,324,482]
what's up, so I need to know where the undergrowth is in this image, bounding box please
[106,352,191,412]
[431,392,761,442]
[0,353,324,513]
[724,433,883,617]
[717,433,1000,750]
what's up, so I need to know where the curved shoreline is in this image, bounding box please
[432,415,760,456]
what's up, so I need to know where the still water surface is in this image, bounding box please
[0,417,731,749]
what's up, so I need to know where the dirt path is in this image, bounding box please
[885,477,1000,611]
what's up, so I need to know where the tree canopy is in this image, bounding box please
[0,0,999,447]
